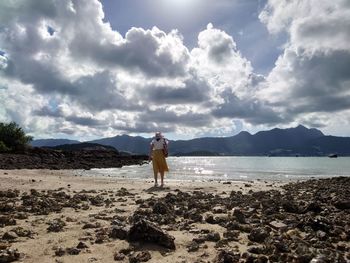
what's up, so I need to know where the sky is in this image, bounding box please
[0,0,350,140]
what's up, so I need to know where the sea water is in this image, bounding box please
[78,157,350,182]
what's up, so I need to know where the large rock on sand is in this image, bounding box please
[128,219,175,249]
[0,248,21,263]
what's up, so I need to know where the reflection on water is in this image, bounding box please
[78,157,350,181]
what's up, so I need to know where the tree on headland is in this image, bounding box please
[0,122,33,152]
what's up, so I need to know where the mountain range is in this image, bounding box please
[31,125,350,156]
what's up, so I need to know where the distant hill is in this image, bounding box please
[31,139,80,147]
[31,125,350,156]
[89,135,151,155]
[46,142,118,152]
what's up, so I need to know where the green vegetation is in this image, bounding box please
[0,122,33,152]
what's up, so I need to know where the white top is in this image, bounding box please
[151,138,168,150]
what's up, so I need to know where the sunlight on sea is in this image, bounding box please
[78,157,350,182]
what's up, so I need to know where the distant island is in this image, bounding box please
[32,125,350,157]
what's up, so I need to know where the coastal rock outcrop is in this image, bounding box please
[0,147,148,170]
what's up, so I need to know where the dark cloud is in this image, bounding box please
[145,77,210,104]
[34,105,105,127]
[207,35,235,64]
[5,58,77,95]
[271,50,350,115]
[139,109,213,128]
[112,122,175,134]
[65,115,104,127]
[34,105,64,118]
[212,91,284,125]
[71,71,141,111]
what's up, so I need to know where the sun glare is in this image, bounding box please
[162,0,199,9]
[157,0,202,24]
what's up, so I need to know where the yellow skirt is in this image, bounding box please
[152,149,169,173]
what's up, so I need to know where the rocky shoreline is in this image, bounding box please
[0,172,349,262]
[0,148,148,170]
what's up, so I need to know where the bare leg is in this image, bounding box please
[160,171,164,187]
[154,171,158,186]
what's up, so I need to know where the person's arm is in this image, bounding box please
[149,143,153,161]
[163,139,169,157]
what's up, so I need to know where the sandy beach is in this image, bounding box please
[0,170,349,263]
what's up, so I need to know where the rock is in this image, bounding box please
[277,243,290,254]
[215,239,229,249]
[214,250,240,263]
[12,227,33,238]
[65,217,77,222]
[76,242,89,249]
[285,229,301,239]
[119,247,134,256]
[256,255,268,263]
[0,248,21,262]
[334,200,350,210]
[0,216,16,227]
[114,252,126,261]
[95,228,109,244]
[305,202,322,213]
[248,228,269,243]
[2,232,18,241]
[193,236,206,244]
[316,230,327,241]
[152,201,173,215]
[282,200,304,214]
[66,247,80,255]
[310,255,328,263]
[187,241,199,252]
[0,149,147,170]
[247,246,265,254]
[205,214,216,224]
[212,206,226,214]
[223,231,240,241]
[109,226,129,240]
[306,217,331,232]
[129,251,151,263]
[185,209,203,222]
[232,208,246,224]
[14,213,28,220]
[0,190,18,198]
[269,221,287,231]
[0,203,15,213]
[128,219,175,250]
[89,195,105,206]
[111,219,125,226]
[82,222,101,229]
[47,219,66,232]
[54,247,65,257]
[206,232,221,242]
[0,244,10,250]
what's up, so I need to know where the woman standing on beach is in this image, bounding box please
[149,132,169,187]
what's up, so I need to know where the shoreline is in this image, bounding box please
[0,170,349,262]
[0,169,285,193]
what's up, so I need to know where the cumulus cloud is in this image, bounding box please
[259,0,350,129]
[0,0,273,139]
